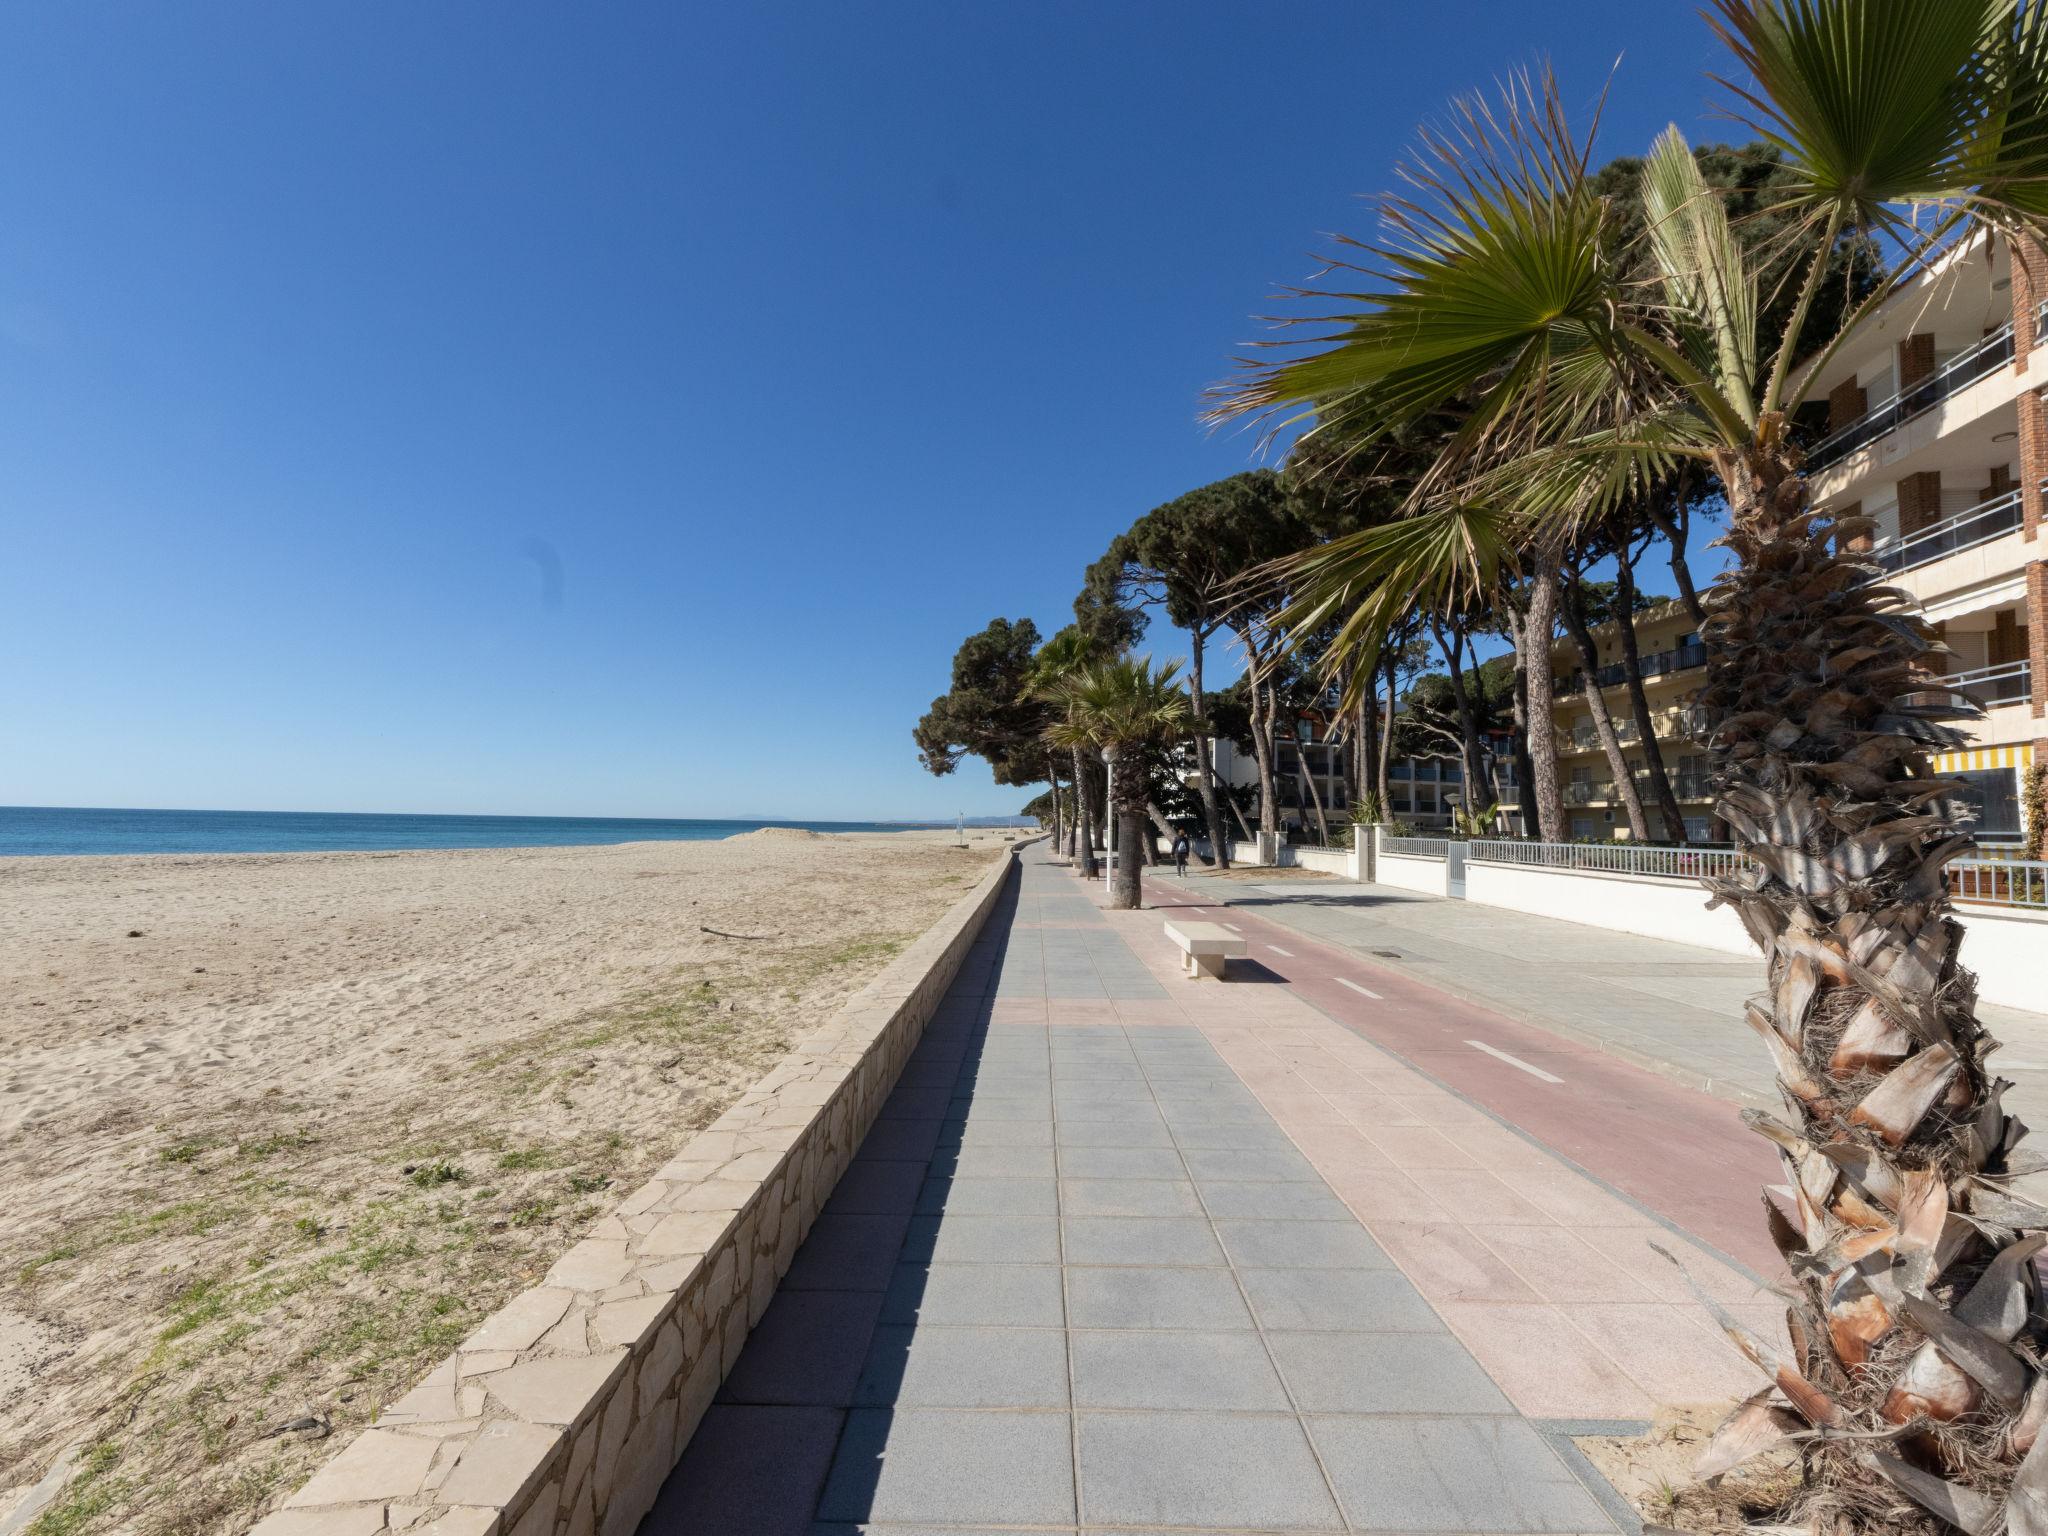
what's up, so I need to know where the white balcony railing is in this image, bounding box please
[1808,322,2017,471]
[1944,660,2034,709]
[1869,487,2025,576]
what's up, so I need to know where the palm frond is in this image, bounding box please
[1642,126,1760,424]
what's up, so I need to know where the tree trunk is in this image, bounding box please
[1559,576,1650,840]
[1224,779,1255,847]
[1188,626,1230,868]
[1070,744,1097,877]
[1612,545,1691,844]
[1377,657,1396,817]
[1523,555,1566,843]
[1248,667,1280,842]
[1048,769,1064,853]
[1645,489,1707,628]
[1295,737,1332,844]
[1691,437,2033,1527]
[1504,600,1539,837]
[1429,617,1489,821]
[1109,787,1146,910]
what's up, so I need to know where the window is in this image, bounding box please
[1684,817,1715,842]
[1944,769,2022,839]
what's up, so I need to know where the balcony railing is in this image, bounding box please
[1953,659,2033,707]
[1869,487,2025,575]
[1563,780,1613,805]
[1951,856,2048,910]
[1807,323,2017,471]
[1560,641,1708,696]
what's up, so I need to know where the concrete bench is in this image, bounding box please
[1163,919,1247,981]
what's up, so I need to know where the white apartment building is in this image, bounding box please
[1802,234,2046,848]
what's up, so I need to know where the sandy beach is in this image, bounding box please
[0,826,1013,1534]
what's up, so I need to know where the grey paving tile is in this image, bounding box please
[1070,1329,1290,1410]
[1268,1331,1514,1413]
[1052,1097,1168,1124]
[855,1324,1070,1408]
[880,1087,955,1121]
[782,1213,914,1292]
[1238,1267,1448,1333]
[1053,1118,1177,1149]
[1181,1146,1321,1182]
[1216,1219,1393,1270]
[718,1290,884,1406]
[855,1119,947,1163]
[938,1118,1054,1149]
[1075,1411,1342,1530]
[902,1214,1061,1265]
[929,1145,1057,1181]
[824,1159,927,1215]
[951,1095,1054,1123]
[1195,1179,1354,1221]
[880,1264,1066,1328]
[1062,1216,1227,1267]
[1065,1266,1255,1331]
[818,1409,1076,1526]
[1169,1121,1300,1152]
[1309,1414,1616,1531]
[1056,1146,1188,1182]
[646,1404,843,1536]
[915,1178,1059,1217]
[1058,1178,1204,1219]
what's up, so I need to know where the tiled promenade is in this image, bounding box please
[640,846,1761,1533]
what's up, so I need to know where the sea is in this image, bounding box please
[0,806,974,858]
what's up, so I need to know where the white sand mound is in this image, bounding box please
[731,825,823,841]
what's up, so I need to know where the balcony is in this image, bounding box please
[1950,660,2034,708]
[1559,641,1708,696]
[1564,780,1613,806]
[1869,487,2025,576]
[1807,322,2017,472]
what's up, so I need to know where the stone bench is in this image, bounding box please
[1163,919,1246,981]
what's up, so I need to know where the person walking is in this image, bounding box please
[1171,831,1191,878]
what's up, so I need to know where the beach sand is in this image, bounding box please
[0,826,1015,1534]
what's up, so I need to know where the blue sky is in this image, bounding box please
[0,2,1730,821]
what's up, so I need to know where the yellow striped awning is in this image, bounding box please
[1933,744,2035,773]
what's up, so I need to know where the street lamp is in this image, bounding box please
[1101,744,1117,893]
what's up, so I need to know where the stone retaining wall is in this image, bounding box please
[250,839,1029,1536]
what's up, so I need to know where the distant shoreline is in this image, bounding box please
[0,805,1032,859]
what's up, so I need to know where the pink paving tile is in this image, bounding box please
[1444,1120,1559,1171]
[1494,1165,1658,1227]
[1357,1124,1483,1170]
[1280,1123,1392,1162]
[1373,1222,1544,1304]
[1318,1166,1454,1225]
[1252,1092,1352,1126]
[1438,1302,1658,1419]
[1477,1227,1665,1305]
[1326,1092,1428,1130]
[1574,1225,1774,1306]
[1402,1168,1559,1226]
[1567,1304,1763,1407]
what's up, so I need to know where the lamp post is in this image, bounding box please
[1101,744,1117,894]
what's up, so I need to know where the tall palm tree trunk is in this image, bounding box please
[1110,783,1146,909]
[1523,556,1567,842]
[1048,770,1065,852]
[1613,548,1691,844]
[1070,745,1097,878]
[1378,658,1396,819]
[1189,626,1230,868]
[1695,439,2033,1527]
[1560,575,1651,840]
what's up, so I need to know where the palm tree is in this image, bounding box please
[1043,656,1191,910]
[1028,629,1104,879]
[1216,5,2048,1528]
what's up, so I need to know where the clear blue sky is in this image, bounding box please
[0,2,1728,821]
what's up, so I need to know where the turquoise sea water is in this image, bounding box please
[0,806,960,858]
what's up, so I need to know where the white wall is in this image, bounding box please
[1294,846,1359,879]
[1461,856,2045,1012]
[1376,851,1451,897]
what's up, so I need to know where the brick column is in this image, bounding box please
[1899,470,1944,538]
[2030,561,2047,718]
[1829,376,1868,431]
[1900,333,1936,391]
[2011,236,2047,541]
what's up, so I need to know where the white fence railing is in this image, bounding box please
[1952,856,2048,910]
[1467,838,1751,883]
[1381,835,1451,858]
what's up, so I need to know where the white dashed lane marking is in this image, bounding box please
[1335,977,1383,1001]
[1465,1039,1564,1084]
[1267,945,1294,957]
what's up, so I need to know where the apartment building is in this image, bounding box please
[1801,233,2044,847]
[1526,599,1721,844]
